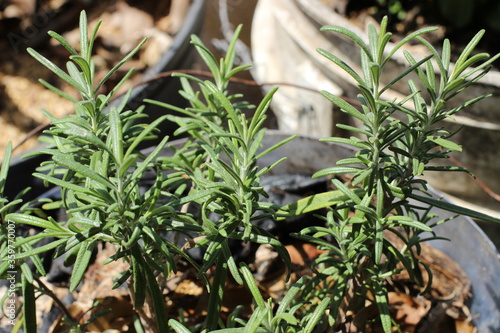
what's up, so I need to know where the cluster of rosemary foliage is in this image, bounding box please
[1,10,499,333]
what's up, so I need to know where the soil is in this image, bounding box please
[0,0,187,161]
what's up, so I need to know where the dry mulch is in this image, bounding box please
[0,0,188,161]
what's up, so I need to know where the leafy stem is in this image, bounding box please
[287,15,500,332]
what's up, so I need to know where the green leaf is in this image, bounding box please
[373,282,392,333]
[0,142,13,194]
[313,166,362,178]
[106,69,135,103]
[69,239,96,292]
[272,313,298,327]
[47,31,78,55]
[276,277,307,315]
[125,115,169,157]
[333,178,363,205]
[367,23,380,61]
[168,320,191,333]
[336,123,371,136]
[0,199,23,216]
[122,225,143,248]
[204,80,244,134]
[206,254,227,331]
[321,25,373,62]
[249,87,278,138]
[130,135,170,181]
[52,153,114,189]
[21,243,46,277]
[11,238,67,260]
[79,10,89,61]
[328,272,349,326]
[62,124,112,153]
[351,168,374,187]
[412,158,425,176]
[277,188,365,218]
[320,136,371,149]
[382,26,438,66]
[387,216,432,232]
[6,213,68,233]
[22,275,37,333]
[142,258,170,332]
[450,29,485,80]
[336,157,364,166]
[453,53,490,80]
[240,263,265,308]
[226,64,253,82]
[53,227,102,258]
[70,55,92,85]
[119,154,139,178]
[318,48,365,86]
[27,48,86,93]
[442,77,466,96]
[303,297,330,333]
[380,54,433,96]
[322,90,367,122]
[38,79,79,103]
[172,189,213,207]
[424,165,473,176]
[95,37,147,93]
[461,53,500,81]
[223,24,243,78]
[223,242,243,285]
[88,19,102,63]
[255,134,296,160]
[190,35,221,85]
[108,106,124,164]
[410,193,500,224]
[131,249,146,309]
[426,136,462,152]
[247,129,266,159]
[374,212,383,263]
[19,261,34,284]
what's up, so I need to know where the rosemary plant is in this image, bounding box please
[0,14,296,333]
[1,8,500,333]
[284,17,500,332]
[146,24,297,331]
[0,11,205,332]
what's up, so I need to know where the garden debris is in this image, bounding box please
[385,231,474,332]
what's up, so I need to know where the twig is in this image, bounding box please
[33,275,76,325]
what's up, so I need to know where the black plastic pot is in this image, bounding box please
[5,0,206,202]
